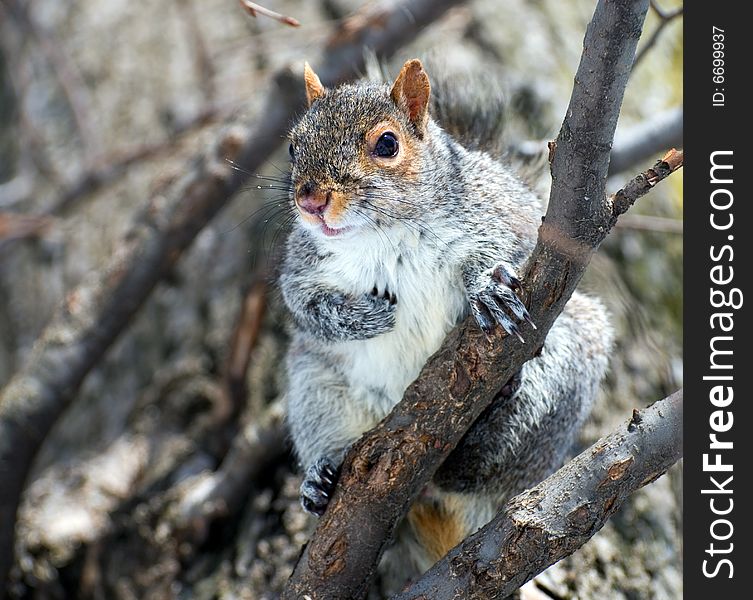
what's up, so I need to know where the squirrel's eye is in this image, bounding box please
[288,143,295,160]
[373,132,399,158]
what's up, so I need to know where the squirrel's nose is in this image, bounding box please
[297,183,330,216]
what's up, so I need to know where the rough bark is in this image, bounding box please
[282,2,655,598]
[393,389,683,599]
[0,0,467,593]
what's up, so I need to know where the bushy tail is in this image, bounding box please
[428,61,507,155]
[426,59,554,191]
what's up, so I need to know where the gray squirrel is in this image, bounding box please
[280,59,613,593]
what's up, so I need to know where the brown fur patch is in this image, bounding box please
[407,497,466,563]
[303,62,326,106]
[390,59,431,133]
[326,189,350,223]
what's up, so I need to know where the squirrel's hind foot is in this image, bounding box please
[300,457,340,516]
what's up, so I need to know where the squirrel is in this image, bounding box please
[280,58,613,595]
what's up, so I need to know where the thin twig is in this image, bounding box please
[633,1,684,70]
[238,0,301,28]
[222,279,268,422]
[610,148,684,223]
[47,104,229,217]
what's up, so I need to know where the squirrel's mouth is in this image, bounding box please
[318,217,352,237]
[301,212,352,237]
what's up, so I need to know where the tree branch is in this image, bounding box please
[609,107,682,175]
[632,1,684,72]
[167,401,288,545]
[509,106,682,179]
[610,148,683,223]
[238,1,301,28]
[615,213,682,234]
[393,390,683,599]
[0,0,467,594]
[282,2,655,598]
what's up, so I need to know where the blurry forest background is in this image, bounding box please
[0,0,682,598]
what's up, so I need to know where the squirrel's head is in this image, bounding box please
[288,59,431,239]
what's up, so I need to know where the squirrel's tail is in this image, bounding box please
[364,53,507,155]
[428,61,507,155]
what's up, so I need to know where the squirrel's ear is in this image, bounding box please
[390,59,431,134]
[303,62,326,106]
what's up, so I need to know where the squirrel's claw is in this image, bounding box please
[371,285,398,305]
[470,298,496,338]
[470,293,523,342]
[490,282,535,329]
[300,457,340,516]
[491,263,522,293]
[469,262,534,341]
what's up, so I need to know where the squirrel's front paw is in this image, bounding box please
[369,285,397,306]
[354,285,397,334]
[468,262,536,341]
[300,457,340,516]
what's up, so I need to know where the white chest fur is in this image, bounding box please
[318,224,469,416]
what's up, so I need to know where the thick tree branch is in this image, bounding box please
[283,2,655,598]
[0,0,466,594]
[393,390,683,599]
